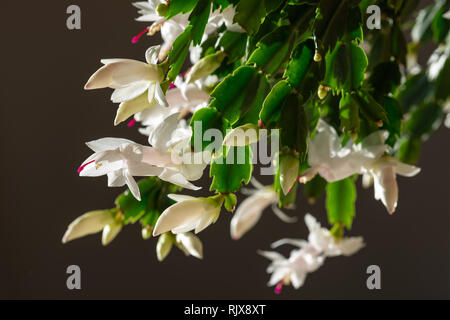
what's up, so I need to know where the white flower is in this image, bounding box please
[362,155,421,214]
[258,246,324,293]
[300,120,388,183]
[208,6,243,33]
[259,214,364,293]
[302,214,365,257]
[144,112,210,188]
[78,138,164,201]
[85,46,168,125]
[133,76,211,131]
[271,215,364,259]
[230,179,297,240]
[133,3,242,59]
[133,1,163,22]
[169,76,211,115]
[153,194,223,236]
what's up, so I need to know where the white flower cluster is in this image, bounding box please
[63,0,423,294]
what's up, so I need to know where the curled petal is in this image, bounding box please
[230,189,276,240]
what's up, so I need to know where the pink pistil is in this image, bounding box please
[77,160,95,173]
[288,175,305,194]
[128,118,136,127]
[169,82,176,89]
[274,281,283,295]
[258,120,264,128]
[131,27,150,44]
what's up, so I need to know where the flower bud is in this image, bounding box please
[102,221,122,246]
[156,232,174,262]
[223,123,260,147]
[156,3,168,17]
[279,154,300,195]
[141,226,152,240]
[318,85,330,100]
[314,51,322,62]
[62,210,115,244]
[186,51,226,83]
[175,233,203,259]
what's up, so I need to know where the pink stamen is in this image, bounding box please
[131,27,150,44]
[169,82,176,89]
[258,120,264,128]
[77,160,95,173]
[128,118,136,127]
[274,281,283,295]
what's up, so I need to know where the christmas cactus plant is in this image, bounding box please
[63,0,449,293]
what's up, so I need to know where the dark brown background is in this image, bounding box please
[0,0,448,299]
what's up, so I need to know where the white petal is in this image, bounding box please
[141,147,174,167]
[86,138,134,152]
[111,81,150,103]
[290,271,307,290]
[373,166,398,214]
[271,204,298,223]
[230,190,276,240]
[136,13,161,22]
[148,112,179,151]
[166,87,188,107]
[271,238,308,249]
[127,161,164,177]
[390,159,421,177]
[167,194,197,202]
[85,60,159,89]
[337,237,365,256]
[80,152,124,177]
[158,168,202,190]
[107,170,126,187]
[268,268,289,287]
[154,83,169,107]
[257,250,286,262]
[114,92,154,125]
[124,170,141,201]
[304,214,321,233]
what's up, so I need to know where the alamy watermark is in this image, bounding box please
[66,5,81,30]
[366,265,381,290]
[172,121,280,176]
[66,265,81,290]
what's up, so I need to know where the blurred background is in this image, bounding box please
[0,0,448,299]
